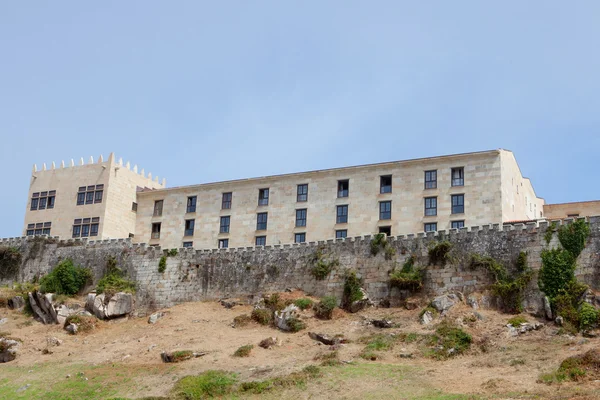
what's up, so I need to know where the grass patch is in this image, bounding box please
[232,314,252,328]
[314,351,341,366]
[294,298,313,310]
[285,317,306,333]
[507,315,528,327]
[314,295,337,320]
[64,314,98,333]
[171,350,194,363]
[309,248,339,280]
[173,370,237,399]
[426,322,472,359]
[96,257,136,295]
[233,344,253,357]
[251,308,273,325]
[539,349,600,384]
[389,255,422,291]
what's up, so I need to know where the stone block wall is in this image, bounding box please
[1,216,599,314]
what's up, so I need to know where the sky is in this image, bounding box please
[0,1,599,237]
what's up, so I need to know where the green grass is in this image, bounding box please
[507,315,528,327]
[233,345,253,357]
[173,370,237,399]
[294,298,314,310]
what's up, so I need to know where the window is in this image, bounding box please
[187,196,197,213]
[73,218,99,238]
[451,220,465,229]
[424,223,437,232]
[218,239,229,249]
[27,222,51,236]
[257,212,268,230]
[255,236,266,246]
[153,200,163,217]
[295,209,307,227]
[220,216,230,233]
[336,229,347,239]
[30,198,39,210]
[336,205,348,224]
[30,190,56,210]
[379,226,391,236]
[295,233,306,243]
[183,241,193,248]
[38,197,47,210]
[222,192,232,209]
[77,192,85,206]
[451,167,464,187]
[424,197,437,216]
[297,184,308,202]
[258,188,269,206]
[184,219,195,236]
[567,214,579,218]
[379,201,391,220]
[47,194,55,209]
[337,180,349,198]
[380,175,392,193]
[86,191,94,205]
[132,202,138,212]
[451,194,465,214]
[151,222,161,239]
[425,170,437,189]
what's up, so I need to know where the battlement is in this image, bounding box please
[31,152,166,187]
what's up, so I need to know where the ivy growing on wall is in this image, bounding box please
[0,247,21,280]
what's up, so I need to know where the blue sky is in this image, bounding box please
[1,1,599,237]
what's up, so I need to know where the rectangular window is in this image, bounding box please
[451,167,464,187]
[425,170,437,189]
[257,212,268,230]
[42,228,51,235]
[336,229,347,239]
[336,205,348,224]
[337,180,349,198]
[297,184,308,202]
[153,200,163,217]
[424,223,437,232]
[94,190,103,203]
[379,201,392,220]
[379,226,391,236]
[222,192,232,209]
[77,192,85,205]
[132,202,138,212]
[90,223,99,236]
[183,241,193,248]
[151,222,161,239]
[184,219,195,236]
[451,220,465,229]
[85,191,94,205]
[34,229,42,235]
[220,216,230,233]
[218,239,229,249]
[380,175,392,193]
[47,195,55,209]
[258,188,269,206]
[30,198,39,210]
[451,194,465,214]
[187,196,197,213]
[26,230,34,236]
[295,233,306,243]
[295,209,307,227]
[255,236,266,246]
[38,197,47,210]
[81,224,90,237]
[424,197,437,216]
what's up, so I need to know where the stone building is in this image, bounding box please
[23,148,554,249]
[543,200,600,220]
[23,153,163,240]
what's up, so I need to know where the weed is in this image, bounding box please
[39,259,92,296]
[173,370,237,399]
[0,247,21,280]
[314,351,341,366]
[507,315,528,327]
[286,317,306,333]
[427,322,472,359]
[158,256,167,273]
[428,241,453,266]
[343,271,364,308]
[544,221,557,245]
[309,248,339,280]
[96,257,136,295]
[251,308,273,325]
[233,345,253,357]
[370,233,387,256]
[314,295,337,320]
[557,219,590,258]
[167,249,178,257]
[294,298,314,310]
[232,314,252,328]
[65,314,98,333]
[171,350,194,362]
[389,255,422,291]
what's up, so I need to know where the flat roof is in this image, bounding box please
[544,200,600,207]
[137,148,501,195]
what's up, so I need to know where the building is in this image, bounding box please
[543,200,600,220]
[23,149,554,249]
[24,154,163,240]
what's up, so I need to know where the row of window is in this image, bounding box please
[77,185,104,206]
[72,217,100,238]
[26,222,51,236]
[30,191,56,211]
[424,195,465,216]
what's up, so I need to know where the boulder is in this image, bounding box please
[543,296,553,320]
[86,292,134,320]
[46,337,63,347]
[555,316,564,326]
[371,319,393,328]
[431,294,458,314]
[148,311,166,324]
[0,338,19,363]
[274,304,300,331]
[259,337,278,349]
[308,332,337,345]
[466,295,479,310]
[220,298,243,309]
[7,296,25,310]
[347,288,370,313]
[420,310,434,325]
[65,323,78,335]
[404,300,419,310]
[28,291,58,324]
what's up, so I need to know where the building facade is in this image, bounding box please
[23,154,163,240]
[23,149,553,249]
[543,200,600,220]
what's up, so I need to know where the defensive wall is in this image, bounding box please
[1,217,599,314]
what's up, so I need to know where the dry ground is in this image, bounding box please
[1,291,600,399]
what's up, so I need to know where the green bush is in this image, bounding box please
[158,256,167,273]
[370,233,387,256]
[389,255,422,291]
[314,296,337,320]
[39,259,92,296]
[294,298,314,310]
[286,317,307,332]
[174,370,237,399]
[428,241,453,265]
[538,248,576,301]
[343,271,363,308]
[309,249,339,280]
[96,257,136,295]
[578,303,599,332]
[558,219,590,258]
[428,322,472,359]
[64,314,98,333]
[264,293,286,312]
[507,315,528,327]
[251,308,273,325]
[167,248,178,257]
[233,344,254,357]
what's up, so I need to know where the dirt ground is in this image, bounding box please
[1,291,600,399]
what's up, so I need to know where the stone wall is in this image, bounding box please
[1,217,599,314]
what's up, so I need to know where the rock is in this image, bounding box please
[399,352,413,358]
[431,294,457,314]
[371,319,393,328]
[0,338,19,363]
[8,296,25,310]
[274,304,300,331]
[507,322,544,336]
[544,296,553,320]
[56,305,75,326]
[555,316,564,326]
[420,311,434,325]
[456,292,465,302]
[28,291,58,324]
[86,292,134,320]
[0,318,6,325]
[259,337,278,349]
[148,311,166,324]
[160,351,207,363]
[148,344,157,352]
[466,295,479,310]
[347,288,370,313]
[65,323,78,335]
[308,332,339,346]
[16,384,31,392]
[404,301,418,310]
[583,331,598,338]
[46,337,63,347]
[220,298,243,309]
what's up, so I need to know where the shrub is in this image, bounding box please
[557,219,590,258]
[174,370,237,399]
[507,315,528,327]
[427,322,472,359]
[171,350,194,362]
[158,256,167,273]
[315,350,341,366]
[309,248,339,280]
[314,296,337,320]
[389,255,422,291]
[578,303,599,332]
[233,344,254,357]
[167,248,178,257]
[264,293,286,312]
[286,317,306,332]
[538,248,576,301]
[428,241,453,265]
[370,233,387,256]
[96,257,136,295]
[343,271,363,308]
[65,314,98,333]
[39,259,92,296]
[251,308,273,325]
[233,314,252,328]
[294,298,314,310]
